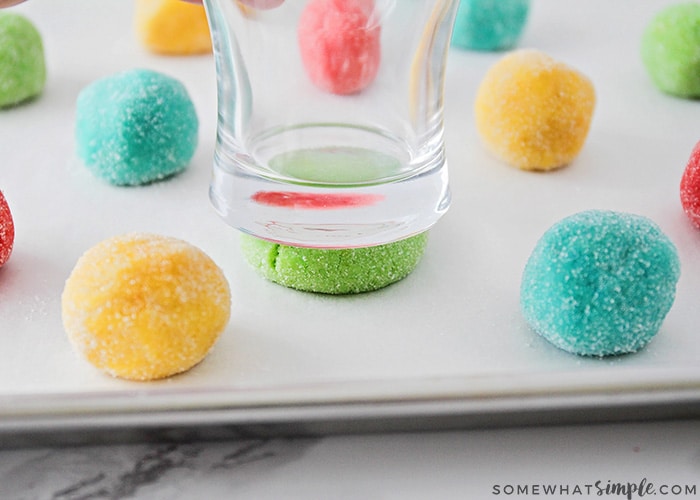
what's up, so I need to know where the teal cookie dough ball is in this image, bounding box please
[241,232,428,294]
[0,12,46,107]
[75,69,198,186]
[520,210,680,357]
[451,0,530,51]
[641,2,700,98]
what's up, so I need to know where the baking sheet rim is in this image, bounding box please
[3,366,699,419]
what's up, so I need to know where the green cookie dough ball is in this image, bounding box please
[75,69,198,186]
[521,210,680,357]
[641,2,700,98]
[241,232,428,294]
[0,12,46,108]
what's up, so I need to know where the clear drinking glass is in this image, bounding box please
[203,0,458,248]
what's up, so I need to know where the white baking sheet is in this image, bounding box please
[1,0,700,438]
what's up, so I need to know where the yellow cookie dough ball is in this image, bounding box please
[475,49,596,171]
[135,0,212,55]
[62,233,231,381]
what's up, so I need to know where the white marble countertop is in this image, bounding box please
[1,420,699,499]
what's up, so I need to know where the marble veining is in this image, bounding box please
[0,438,317,500]
[0,422,699,500]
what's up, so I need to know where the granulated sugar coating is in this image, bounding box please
[0,12,46,108]
[680,140,700,228]
[298,0,381,95]
[475,49,595,171]
[75,69,198,186]
[641,2,700,99]
[135,0,212,56]
[0,191,14,268]
[62,233,231,381]
[520,211,680,357]
[241,232,428,294]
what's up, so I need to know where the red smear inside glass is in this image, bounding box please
[252,191,383,209]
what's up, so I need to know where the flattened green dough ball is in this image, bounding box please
[0,12,46,107]
[641,2,700,98]
[520,210,680,357]
[75,69,198,186]
[241,232,428,294]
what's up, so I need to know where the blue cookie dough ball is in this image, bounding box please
[520,210,680,357]
[75,69,198,186]
[451,0,530,51]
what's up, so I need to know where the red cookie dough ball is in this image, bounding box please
[680,140,700,229]
[0,191,14,268]
[298,0,381,95]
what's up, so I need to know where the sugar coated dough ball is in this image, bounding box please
[451,0,530,51]
[475,49,596,171]
[135,0,212,55]
[0,12,46,108]
[641,2,700,98]
[62,233,231,381]
[680,140,700,228]
[75,69,198,186]
[520,210,680,357]
[0,191,14,268]
[241,232,428,294]
[298,0,381,95]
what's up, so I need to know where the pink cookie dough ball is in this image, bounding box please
[298,0,381,95]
